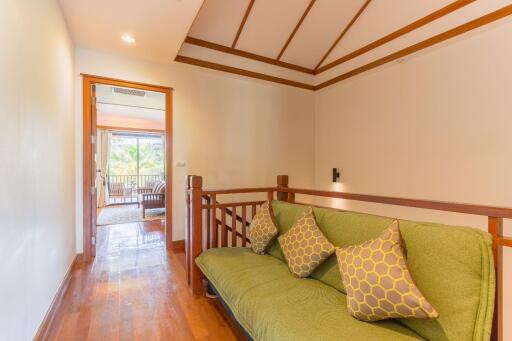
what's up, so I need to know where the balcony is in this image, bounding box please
[107,174,164,205]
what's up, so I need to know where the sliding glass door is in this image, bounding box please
[108,132,165,204]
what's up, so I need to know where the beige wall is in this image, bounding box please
[314,19,512,340]
[0,0,76,340]
[74,47,316,250]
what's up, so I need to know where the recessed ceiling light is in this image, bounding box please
[121,34,135,44]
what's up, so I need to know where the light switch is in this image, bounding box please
[175,161,186,167]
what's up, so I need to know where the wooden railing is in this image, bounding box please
[202,195,255,247]
[107,174,163,204]
[185,174,511,341]
[108,174,163,189]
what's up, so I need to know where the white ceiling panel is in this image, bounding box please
[235,0,312,59]
[96,84,165,110]
[321,0,454,67]
[188,0,251,46]
[98,103,165,123]
[280,0,368,69]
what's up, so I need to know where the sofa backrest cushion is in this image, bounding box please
[158,182,166,194]
[152,181,165,194]
[152,181,161,193]
[269,200,494,341]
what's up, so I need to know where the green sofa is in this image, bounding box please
[196,201,495,341]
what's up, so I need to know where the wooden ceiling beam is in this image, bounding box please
[175,55,315,90]
[277,0,317,61]
[315,4,512,90]
[185,36,315,74]
[232,0,255,48]
[316,0,474,73]
[177,4,512,91]
[314,0,372,71]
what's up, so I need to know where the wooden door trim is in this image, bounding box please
[82,74,173,261]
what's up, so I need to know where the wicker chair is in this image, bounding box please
[109,182,130,204]
[137,181,157,195]
[139,181,165,218]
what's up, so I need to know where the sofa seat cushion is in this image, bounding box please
[196,247,423,341]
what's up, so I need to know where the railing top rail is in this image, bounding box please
[203,200,266,209]
[499,236,512,247]
[279,187,512,219]
[202,187,277,195]
[196,185,512,219]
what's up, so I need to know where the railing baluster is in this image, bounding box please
[267,190,273,202]
[211,194,218,248]
[231,206,237,247]
[206,196,211,249]
[221,208,227,247]
[241,205,247,247]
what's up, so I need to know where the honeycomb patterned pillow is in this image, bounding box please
[248,201,278,254]
[336,220,439,322]
[278,207,335,278]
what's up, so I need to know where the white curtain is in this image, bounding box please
[161,134,166,181]
[98,129,111,207]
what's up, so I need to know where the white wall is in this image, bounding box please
[0,0,76,340]
[74,48,316,250]
[314,19,512,340]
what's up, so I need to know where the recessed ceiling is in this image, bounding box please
[96,85,165,110]
[59,0,203,63]
[176,0,512,90]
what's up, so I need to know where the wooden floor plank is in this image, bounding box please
[47,220,239,341]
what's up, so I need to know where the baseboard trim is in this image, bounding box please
[33,253,82,341]
[172,240,185,252]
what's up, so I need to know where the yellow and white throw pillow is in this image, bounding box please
[278,207,335,278]
[336,220,439,321]
[249,201,278,254]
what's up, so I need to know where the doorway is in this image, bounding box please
[82,74,172,261]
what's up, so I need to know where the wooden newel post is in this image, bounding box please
[189,175,204,295]
[277,175,293,202]
[488,216,503,341]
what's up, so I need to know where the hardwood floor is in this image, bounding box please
[47,220,239,340]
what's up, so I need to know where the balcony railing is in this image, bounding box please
[107,174,164,204]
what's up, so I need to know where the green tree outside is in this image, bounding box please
[109,134,164,177]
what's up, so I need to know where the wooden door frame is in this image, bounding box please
[82,74,173,261]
